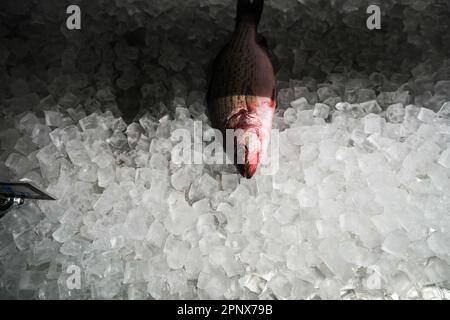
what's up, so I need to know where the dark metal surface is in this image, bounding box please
[0,197,14,218]
[0,181,56,201]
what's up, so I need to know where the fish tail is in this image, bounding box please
[236,0,264,27]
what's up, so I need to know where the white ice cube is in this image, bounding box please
[381,231,410,258]
[146,220,168,248]
[164,236,190,270]
[437,148,450,168]
[417,107,436,123]
[364,114,385,134]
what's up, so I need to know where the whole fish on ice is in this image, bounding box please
[207,0,277,178]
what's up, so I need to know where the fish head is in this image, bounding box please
[225,97,275,179]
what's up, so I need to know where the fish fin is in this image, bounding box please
[236,0,264,27]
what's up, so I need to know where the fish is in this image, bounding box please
[207,0,277,179]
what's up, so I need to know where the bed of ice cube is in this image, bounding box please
[1,0,450,300]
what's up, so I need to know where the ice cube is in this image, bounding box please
[381,231,410,258]
[27,238,59,267]
[437,148,450,169]
[290,97,310,111]
[339,213,381,248]
[115,167,135,183]
[60,236,90,256]
[79,113,98,132]
[77,163,98,183]
[427,232,450,256]
[52,223,78,243]
[18,113,40,136]
[221,173,239,190]
[170,167,193,191]
[417,107,436,124]
[93,276,122,299]
[312,103,330,119]
[128,283,148,300]
[404,104,420,120]
[424,257,450,284]
[149,153,168,170]
[5,152,32,177]
[65,140,90,166]
[182,248,202,280]
[389,271,412,297]
[209,246,241,277]
[364,268,383,290]
[339,241,376,266]
[164,236,190,270]
[97,166,115,187]
[106,131,127,149]
[370,213,400,235]
[360,100,382,114]
[267,274,292,299]
[286,246,307,271]
[438,101,450,118]
[146,220,168,248]
[123,208,149,241]
[277,88,295,109]
[335,102,350,111]
[123,259,146,285]
[299,144,318,162]
[18,271,45,291]
[44,110,64,127]
[318,238,353,281]
[377,91,411,108]
[59,209,83,227]
[49,125,81,152]
[386,103,405,123]
[317,86,337,102]
[297,186,318,208]
[364,114,385,134]
[294,87,317,104]
[35,143,61,167]
[88,140,115,168]
[31,124,51,147]
[126,122,143,148]
[283,108,297,125]
[421,286,449,300]
[58,92,80,109]
[67,105,87,123]
[318,279,341,300]
[93,183,120,215]
[14,136,37,155]
[198,173,219,198]
[324,96,342,108]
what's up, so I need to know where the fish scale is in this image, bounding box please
[209,24,268,128]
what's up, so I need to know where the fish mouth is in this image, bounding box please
[232,127,262,179]
[236,161,258,179]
